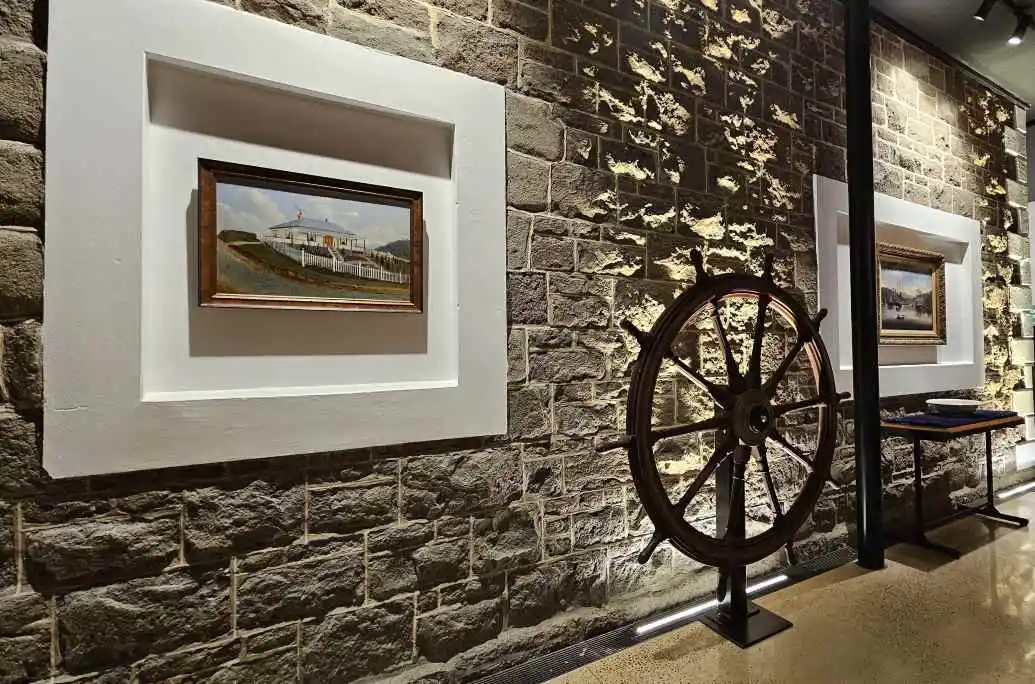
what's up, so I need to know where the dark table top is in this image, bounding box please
[881,414,1025,441]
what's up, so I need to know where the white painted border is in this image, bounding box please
[44,0,506,476]
[813,175,984,397]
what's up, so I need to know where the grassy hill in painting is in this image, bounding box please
[378,239,411,258]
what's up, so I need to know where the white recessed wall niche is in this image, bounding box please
[44,0,506,476]
[813,175,984,398]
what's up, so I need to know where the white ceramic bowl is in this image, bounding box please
[926,398,982,416]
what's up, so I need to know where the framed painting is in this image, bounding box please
[877,243,946,345]
[198,159,423,312]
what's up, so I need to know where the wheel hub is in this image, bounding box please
[732,390,775,446]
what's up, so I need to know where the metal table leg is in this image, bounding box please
[970,431,1029,528]
[909,436,962,558]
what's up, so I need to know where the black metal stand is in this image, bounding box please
[909,437,963,559]
[962,432,1030,528]
[701,451,792,648]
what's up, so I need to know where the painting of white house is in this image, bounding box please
[211,177,418,308]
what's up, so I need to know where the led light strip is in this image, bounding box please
[997,480,1035,500]
[633,574,790,636]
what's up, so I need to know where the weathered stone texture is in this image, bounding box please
[434,15,518,85]
[0,591,49,683]
[0,0,36,43]
[0,141,41,226]
[327,4,433,63]
[25,517,179,586]
[236,548,364,628]
[0,39,43,144]
[308,478,398,534]
[402,449,522,519]
[0,228,41,319]
[1,317,40,409]
[58,571,231,672]
[240,0,326,31]
[302,599,415,681]
[506,92,563,160]
[416,599,502,662]
[184,481,304,559]
[0,407,45,496]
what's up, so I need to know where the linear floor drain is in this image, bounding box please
[474,546,857,684]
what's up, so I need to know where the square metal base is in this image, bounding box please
[700,602,792,648]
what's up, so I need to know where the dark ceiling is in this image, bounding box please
[871,0,1035,127]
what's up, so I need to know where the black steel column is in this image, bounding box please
[845,0,885,569]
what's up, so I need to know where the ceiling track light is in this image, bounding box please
[974,0,998,21]
[1008,13,1032,45]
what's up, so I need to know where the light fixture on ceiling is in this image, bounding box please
[974,0,998,21]
[1008,13,1032,45]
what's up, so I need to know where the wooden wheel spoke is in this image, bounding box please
[748,293,771,387]
[667,352,734,408]
[672,438,733,513]
[773,395,826,417]
[767,430,815,470]
[762,310,827,397]
[755,443,785,518]
[650,413,729,443]
[711,299,745,389]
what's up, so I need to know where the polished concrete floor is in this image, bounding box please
[556,492,1035,684]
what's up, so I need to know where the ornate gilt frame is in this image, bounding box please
[877,243,946,346]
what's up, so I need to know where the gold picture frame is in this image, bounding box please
[877,243,946,345]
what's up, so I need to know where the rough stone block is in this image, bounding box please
[550,3,618,66]
[522,456,563,498]
[416,599,502,662]
[327,4,434,64]
[338,0,429,32]
[507,328,527,383]
[25,517,179,587]
[368,521,435,555]
[308,477,397,534]
[0,1,36,43]
[1,318,40,410]
[368,551,418,600]
[133,638,242,684]
[551,162,614,222]
[240,0,326,31]
[508,555,605,627]
[530,235,575,271]
[507,210,531,269]
[528,347,606,383]
[237,548,364,628]
[201,651,298,684]
[572,504,625,549]
[401,448,522,519]
[492,0,548,41]
[506,151,549,212]
[505,94,563,162]
[0,407,45,496]
[549,273,610,328]
[0,228,41,320]
[554,402,616,437]
[0,39,44,144]
[507,271,548,324]
[0,591,49,683]
[577,240,644,277]
[302,598,415,681]
[0,142,42,227]
[58,570,231,672]
[472,504,540,574]
[184,481,304,560]
[435,15,517,85]
[507,384,551,441]
[413,538,470,589]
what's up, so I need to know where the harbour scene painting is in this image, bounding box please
[198,159,423,312]
[877,243,946,345]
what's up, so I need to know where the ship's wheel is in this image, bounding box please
[606,250,847,646]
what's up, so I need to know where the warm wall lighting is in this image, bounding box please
[998,480,1035,500]
[1008,15,1031,45]
[633,574,790,636]
[974,0,998,21]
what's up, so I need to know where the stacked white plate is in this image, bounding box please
[925,398,982,416]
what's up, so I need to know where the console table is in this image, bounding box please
[881,412,1028,558]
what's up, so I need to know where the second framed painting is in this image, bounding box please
[877,243,946,345]
[197,159,423,312]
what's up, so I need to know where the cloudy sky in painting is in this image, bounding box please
[216,181,411,249]
[881,267,932,297]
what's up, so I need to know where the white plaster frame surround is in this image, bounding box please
[44,0,506,476]
[813,175,984,398]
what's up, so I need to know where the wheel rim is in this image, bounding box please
[626,270,840,568]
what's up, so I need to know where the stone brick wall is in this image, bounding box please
[0,0,1031,682]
